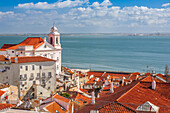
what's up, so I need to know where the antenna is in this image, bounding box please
[53,22,55,27]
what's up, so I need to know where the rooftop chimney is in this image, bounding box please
[152,80,156,90]
[91,87,95,105]
[44,37,46,42]
[110,79,114,93]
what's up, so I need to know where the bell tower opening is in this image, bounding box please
[50,37,53,45]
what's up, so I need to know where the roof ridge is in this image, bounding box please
[117,82,140,101]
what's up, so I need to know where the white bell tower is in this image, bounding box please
[48,24,62,75]
[48,24,61,49]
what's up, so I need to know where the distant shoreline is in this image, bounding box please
[0,33,170,36]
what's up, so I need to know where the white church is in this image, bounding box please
[0,24,62,75]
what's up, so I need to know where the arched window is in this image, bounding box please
[56,38,58,44]
[50,37,53,44]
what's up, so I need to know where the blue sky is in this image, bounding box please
[0,0,169,33]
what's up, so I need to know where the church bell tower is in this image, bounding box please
[48,24,61,49]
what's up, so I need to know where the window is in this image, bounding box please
[57,65,59,69]
[20,66,22,69]
[25,82,27,85]
[33,81,36,85]
[32,65,34,70]
[44,45,47,48]
[49,81,51,83]
[6,76,8,79]
[12,51,14,53]
[20,88,22,91]
[40,92,42,94]
[48,87,50,90]
[24,74,27,79]
[48,72,51,78]
[30,73,34,80]
[20,75,22,80]
[42,73,45,78]
[20,82,22,85]
[25,66,28,71]
[37,73,40,78]
[57,57,59,61]
[25,87,27,89]
[21,52,22,54]
[39,65,42,70]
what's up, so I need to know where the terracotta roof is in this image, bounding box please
[79,89,88,94]
[75,81,139,113]
[144,72,152,76]
[0,103,14,110]
[7,37,44,50]
[141,76,165,83]
[0,55,8,61]
[0,44,17,49]
[45,101,67,113]
[98,102,135,113]
[140,82,170,99]
[53,94,70,103]
[0,90,5,96]
[131,72,140,76]
[10,56,55,63]
[75,93,91,105]
[117,82,170,113]
[0,49,6,51]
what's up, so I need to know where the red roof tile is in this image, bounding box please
[0,55,8,61]
[0,90,5,96]
[45,101,68,113]
[0,103,14,110]
[1,44,17,49]
[141,76,165,83]
[98,102,135,113]
[7,37,44,50]
[53,94,70,103]
[10,56,55,63]
[117,82,170,113]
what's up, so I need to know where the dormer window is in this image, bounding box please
[44,45,47,48]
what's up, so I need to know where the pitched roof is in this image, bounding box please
[1,44,17,49]
[75,81,139,113]
[0,90,5,96]
[141,76,165,83]
[98,102,135,113]
[75,93,91,105]
[10,56,55,63]
[45,101,67,113]
[7,37,44,50]
[53,94,70,103]
[0,103,14,110]
[117,82,170,113]
[0,55,8,61]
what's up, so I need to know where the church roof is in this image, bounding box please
[10,56,56,63]
[6,37,44,50]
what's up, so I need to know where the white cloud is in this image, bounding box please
[162,3,170,7]
[1,0,170,33]
[15,0,88,9]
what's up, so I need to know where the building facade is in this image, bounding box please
[0,56,56,99]
[0,25,62,75]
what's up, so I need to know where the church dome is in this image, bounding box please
[51,25,58,31]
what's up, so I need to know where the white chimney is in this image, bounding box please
[152,80,156,90]
[91,87,95,105]
[110,79,114,93]
[44,37,46,42]
[15,57,18,63]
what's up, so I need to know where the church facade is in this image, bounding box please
[0,25,62,75]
